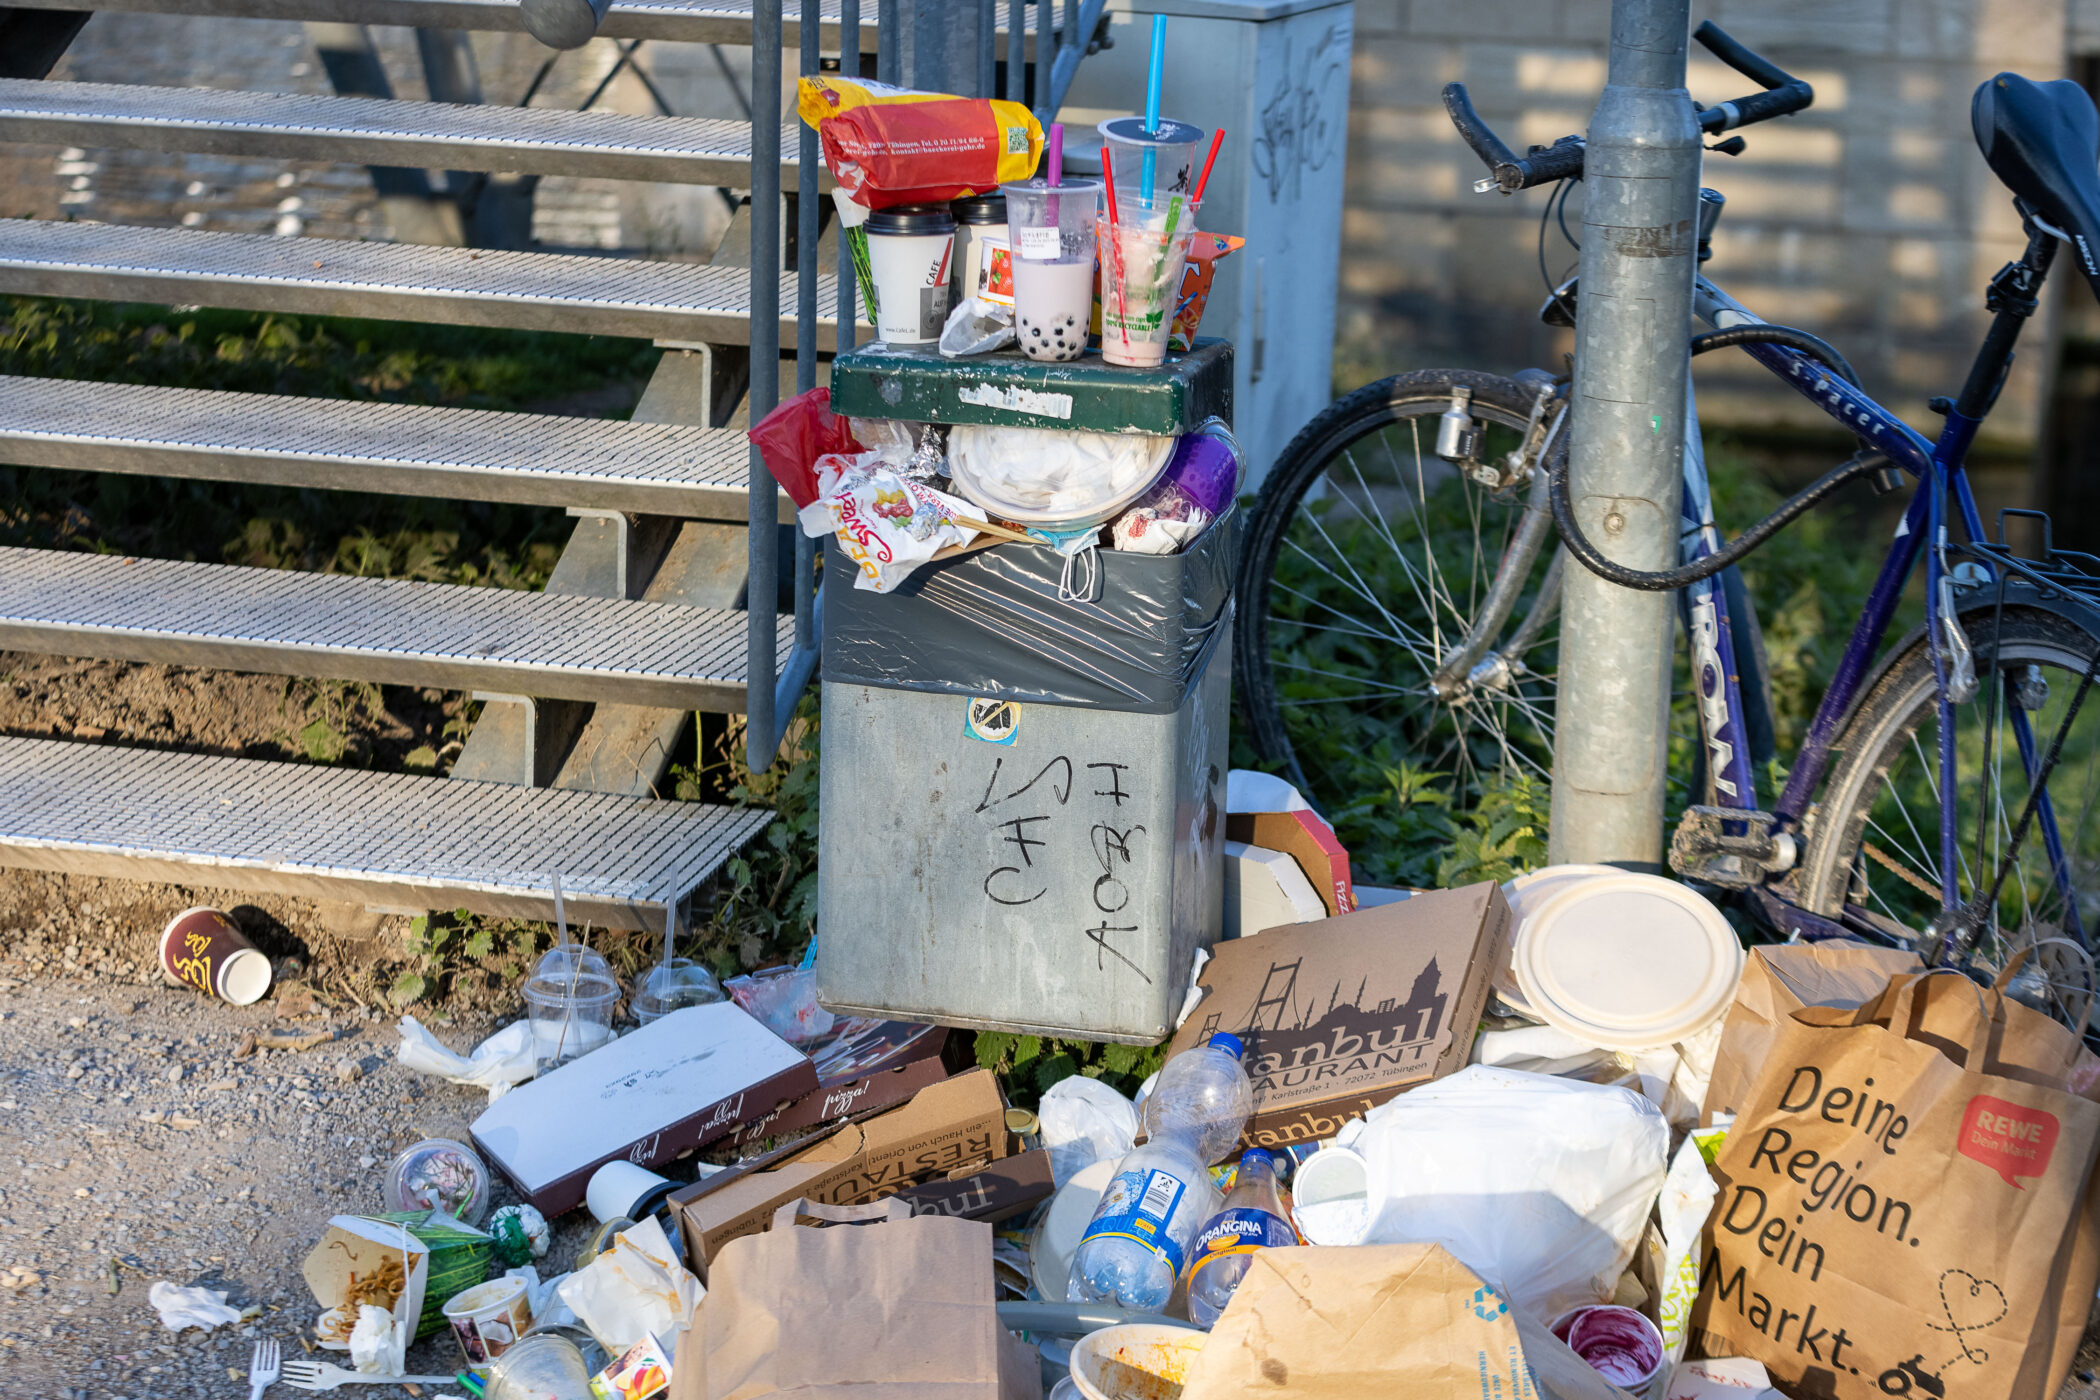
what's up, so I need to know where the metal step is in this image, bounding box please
[0,375,797,522]
[0,735,768,928]
[0,546,792,711]
[0,79,822,189]
[13,0,1048,52]
[0,220,854,348]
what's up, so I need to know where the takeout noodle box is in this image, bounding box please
[302,1213,492,1348]
[1167,881,1512,1152]
[471,1002,817,1216]
[671,1068,1009,1277]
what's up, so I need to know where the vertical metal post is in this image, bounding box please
[839,0,860,340]
[877,0,901,85]
[793,0,819,655]
[978,0,996,98]
[1006,0,1024,102]
[1546,0,1701,868]
[747,0,783,770]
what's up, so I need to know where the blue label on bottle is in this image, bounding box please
[1184,1207,1299,1284]
[1080,1167,1193,1277]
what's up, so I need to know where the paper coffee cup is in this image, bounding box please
[443,1275,533,1374]
[1289,1145,1371,1246]
[585,1159,677,1225]
[159,906,272,1006]
[865,204,955,344]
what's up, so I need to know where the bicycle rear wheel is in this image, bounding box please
[1798,605,2100,1030]
[1235,369,1561,825]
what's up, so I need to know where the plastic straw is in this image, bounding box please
[1163,128,1224,240]
[1048,122,1064,185]
[1140,15,1165,211]
[1101,155,1129,333]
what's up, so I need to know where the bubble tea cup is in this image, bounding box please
[1003,178,1101,363]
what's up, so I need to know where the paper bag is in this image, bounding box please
[675,1197,1040,1400]
[1691,962,2100,1400]
[1182,1243,1631,1400]
[1702,942,1922,1126]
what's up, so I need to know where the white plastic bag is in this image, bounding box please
[939,296,1016,357]
[394,1015,537,1102]
[1354,1064,1668,1323]
[557,1216,702,1356]
[725,965,836,1044]
[1036,1074,1140,1186]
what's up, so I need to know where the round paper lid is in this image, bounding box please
[1512,873,1744,1049]
[1493,865,1622,1015]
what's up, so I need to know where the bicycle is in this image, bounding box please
[1234,22,2100,1026]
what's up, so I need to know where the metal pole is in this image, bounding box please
[746,0,783,770]
[1546,0,1701,869]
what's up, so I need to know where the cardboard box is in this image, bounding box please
[471,1002,817,1216]
[721,1019,953,1151]
[1226,809,1355,916]
[892,1149,1055,1225]
[1168,881,1511,1151]
[671,1067,1008,1277]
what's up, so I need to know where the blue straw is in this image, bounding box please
[1140,15,1165,212]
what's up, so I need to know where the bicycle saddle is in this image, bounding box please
[1973,72,2100,296]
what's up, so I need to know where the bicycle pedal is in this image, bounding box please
[1668,806,1798,889]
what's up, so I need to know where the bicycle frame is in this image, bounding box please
[1678,219,2085,949]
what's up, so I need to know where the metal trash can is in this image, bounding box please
[814,343,1236,1044]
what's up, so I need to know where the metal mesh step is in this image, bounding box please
[0,79,820,188]
[0,546,792,710]
[17,0,1048,51]
[0,220,855,348]
[0,735,769,928]
[0,375,788,521]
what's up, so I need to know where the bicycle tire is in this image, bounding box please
[1797,603,2100,1028]
[1235,368,1561,821]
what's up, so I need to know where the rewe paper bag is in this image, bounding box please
[1181,1244,1631,1400]
[1691,962,2100,1400]
[674,1197,1040,1400]
[1702,943,1922,1127]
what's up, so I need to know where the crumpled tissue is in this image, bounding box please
[394,1015,537,1101]
[148,1280,244,1332]
[347,1302,406,1375]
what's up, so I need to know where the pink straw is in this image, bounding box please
[1048,122,1064,186]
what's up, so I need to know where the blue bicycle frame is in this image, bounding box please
[1674,228,2085,950]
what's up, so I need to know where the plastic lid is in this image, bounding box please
[951,194,1007,222]
[866,203,955,235]
[1098,115,1207,149]
[1511,874,1745,1050]
[1208,1032,1244,1059]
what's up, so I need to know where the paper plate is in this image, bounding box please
[1028,1159,1115,1301]
[1494,865,1622,1014]
[1511,873,1744,1050]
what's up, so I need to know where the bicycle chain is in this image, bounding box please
[1861,840,1948,901]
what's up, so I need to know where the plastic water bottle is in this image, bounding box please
[1068,1033,1253,1311]
[1184,1149,1300,1328]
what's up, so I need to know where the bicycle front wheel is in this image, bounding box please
[1235,369,1561,822]
[1798,604,2100,1029]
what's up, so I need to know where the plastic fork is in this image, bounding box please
[280,1358,460,1391]
[247,1337,281,1400]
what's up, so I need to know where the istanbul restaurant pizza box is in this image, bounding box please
[720,1018,957,1151]
[1167,880,1512,1152]
[671,1067,1008,1277]
[471,1002,816,1215]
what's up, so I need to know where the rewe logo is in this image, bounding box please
[1959,1094,2058,1189]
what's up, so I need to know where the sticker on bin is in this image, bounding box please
[964,698,1019,746]
[955,384,1074,420]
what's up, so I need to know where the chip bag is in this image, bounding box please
[1171,233,1245,350]
[798,76,1043,209]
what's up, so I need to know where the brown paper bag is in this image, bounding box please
[1703,942,1922,1126]
[1181,1243,1631,1400]
[672,1197,1040,1400]
[1691,963,2100,1400]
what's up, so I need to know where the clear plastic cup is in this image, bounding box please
[632,957,725,1024]
[486,1332,593,1400]
[1098,116,1206,224]
[1003,178,1101,363]
[522,970,618,1072]
[1097,216,1197,368]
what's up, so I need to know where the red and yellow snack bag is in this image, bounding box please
[798,76,1043,209]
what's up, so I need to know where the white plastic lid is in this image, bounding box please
[1512,873,1744,1050]
[1496,865,1623,1014]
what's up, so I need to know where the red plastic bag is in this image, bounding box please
[747,387,862,509]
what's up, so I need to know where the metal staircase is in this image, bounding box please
[0,0,1102,929]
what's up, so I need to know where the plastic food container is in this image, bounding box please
[487,1332,593,1400]
[385,1137,493,1227]
[1069,1323,1207,1400]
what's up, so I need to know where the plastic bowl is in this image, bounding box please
[385,1137,492,1227]
[1070,1324,1207,1400]
[945,429,1176,530]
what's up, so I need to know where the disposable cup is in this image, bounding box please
[522,970,618,1073]
[1097,116,1205,221]
[1551,1304,1666,1398]
[443,1275,534,1375]
[1289,1145,1371,1246]
[1004,178,1101,364]
[158,906,272,1005]
[1097,217,1196,368]
[1069,1324,1206,1400]
[632,957,724,1024]
[865,203,955,344]
[951,194,1006,305]
[487,1332,593,1400]
[585,1159,678,1225]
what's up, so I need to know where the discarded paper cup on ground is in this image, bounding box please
[487,1331,593,1400]
[1097,218,1196,369]
[585,1159,678,1226]
[1070,1323,1206,1400]
[444,1275,534,1374]
[1552,1304,1665,1397]
[158,906,272,1005]
[1289,1145,1371,1246]
[865,203,956,344]
[522,971,619,1073]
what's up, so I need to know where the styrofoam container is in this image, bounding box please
[1511,873,1743,1049]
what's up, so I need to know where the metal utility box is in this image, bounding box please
[1058,0,1355,488]
[815,341,1236,1044]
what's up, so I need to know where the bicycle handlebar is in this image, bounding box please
[1445,21,1812,194]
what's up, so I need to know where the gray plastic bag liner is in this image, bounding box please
[822,504,1235,713]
